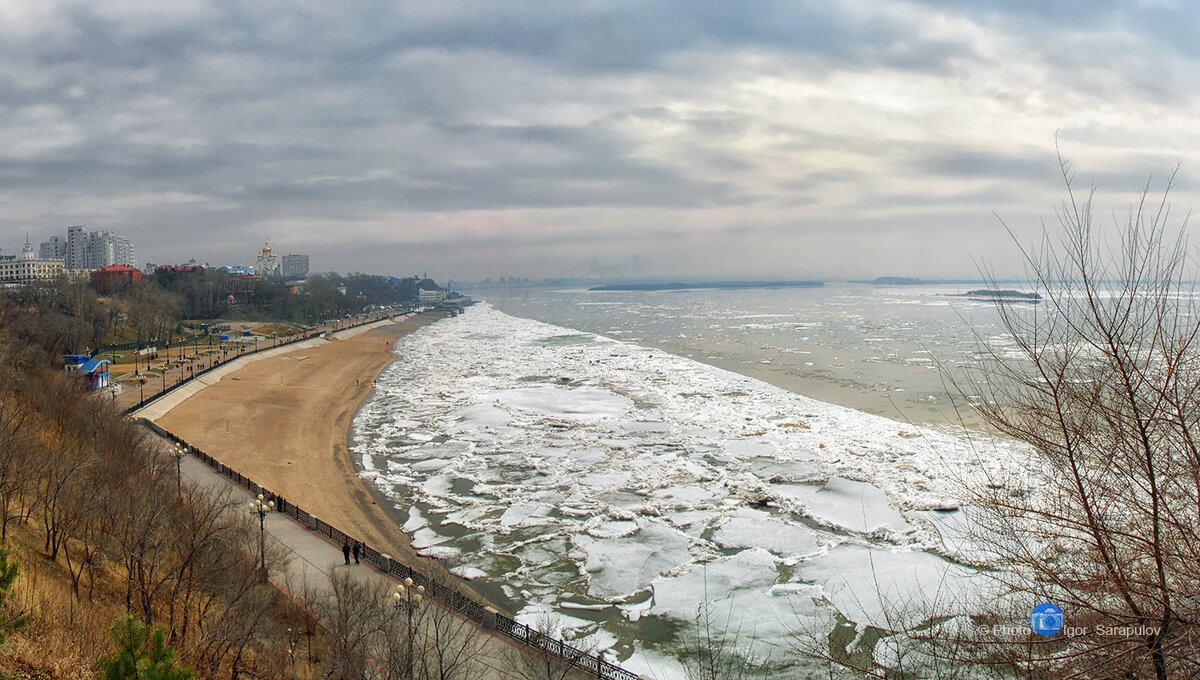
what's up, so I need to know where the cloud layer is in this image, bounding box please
[2,1,1198,279]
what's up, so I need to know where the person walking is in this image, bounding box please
[341,540,351,565]
[352,541,361,565]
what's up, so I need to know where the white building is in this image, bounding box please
[86,231,135,269]
[38,235,66,260]
[418,288,446,306]
[63,226,135,269]
[281,253,309,280]
[66,226,86,269]
[254,242,280,278]
[0,238,65,283]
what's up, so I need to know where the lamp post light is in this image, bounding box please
[249,494,275,581]
[391,578,424,679]
[172,443,186,493]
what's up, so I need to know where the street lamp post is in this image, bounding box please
[392,578,424,679]
[249,494,275,581]
[172,443,186,492]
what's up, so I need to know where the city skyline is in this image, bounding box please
[1,2,1198,280]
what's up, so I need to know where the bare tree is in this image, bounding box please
[393,570,490,680]
[311,572,389,680]
[505,614,596,680]
[942,157,1200,679]
[0,386,35,542]
[679,599,763,680]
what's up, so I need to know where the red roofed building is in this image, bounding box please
[90,264,143,293]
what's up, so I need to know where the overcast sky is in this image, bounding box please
[1,1,1198,281]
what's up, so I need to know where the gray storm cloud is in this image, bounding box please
[0,0,1197,280]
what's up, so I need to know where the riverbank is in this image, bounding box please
[153,313,443,574]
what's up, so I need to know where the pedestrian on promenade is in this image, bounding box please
[352,541,361,565]
[342,540,351,565]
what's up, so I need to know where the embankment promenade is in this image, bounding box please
[149,313,438,571]
[138,310,648,680]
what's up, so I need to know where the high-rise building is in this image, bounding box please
[38,235,66,260]
[281,253,309,280]
[62,226,134,270]
[66,226,86,269]
[85,231,135,269]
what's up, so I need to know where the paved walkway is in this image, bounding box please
[160,435,618,680]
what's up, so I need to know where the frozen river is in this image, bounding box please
[352,290,1024,677]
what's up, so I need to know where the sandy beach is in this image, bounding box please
[155,313,442,571]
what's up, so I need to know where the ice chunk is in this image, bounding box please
[450,565,489,580]
[579,472,630,488]
[513,603,594,635]
[499,503,554,528]
[650,549,825,663]
[910,507,996,563]
[411,527,452,550]
[650,548,778,620]
[774,477,911,533]
[411,458,452,472]
[452,403,511,428]
[657,484,716,507]
[487,385,630,421]
[576,519,692,599]
[402,507,428,533]
[711,509,820,558]
[587,521,639,538]
[797,544,976,629]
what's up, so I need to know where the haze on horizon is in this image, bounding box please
[1,1,1197,282]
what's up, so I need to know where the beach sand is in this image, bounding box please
[155,314,441,571]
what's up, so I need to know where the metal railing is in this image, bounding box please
[137,424,641,680]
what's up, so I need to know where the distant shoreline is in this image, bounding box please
[588,280,824,292]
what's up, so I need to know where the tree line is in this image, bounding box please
[0,269,442,361]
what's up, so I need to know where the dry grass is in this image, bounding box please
[251,323,303,338]
[0,524,120,679]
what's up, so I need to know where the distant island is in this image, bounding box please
[854,277,1032,285]
[954,289,1041,302]
[589,280,824,292]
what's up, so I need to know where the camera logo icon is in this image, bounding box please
[1030,602,1064,636]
